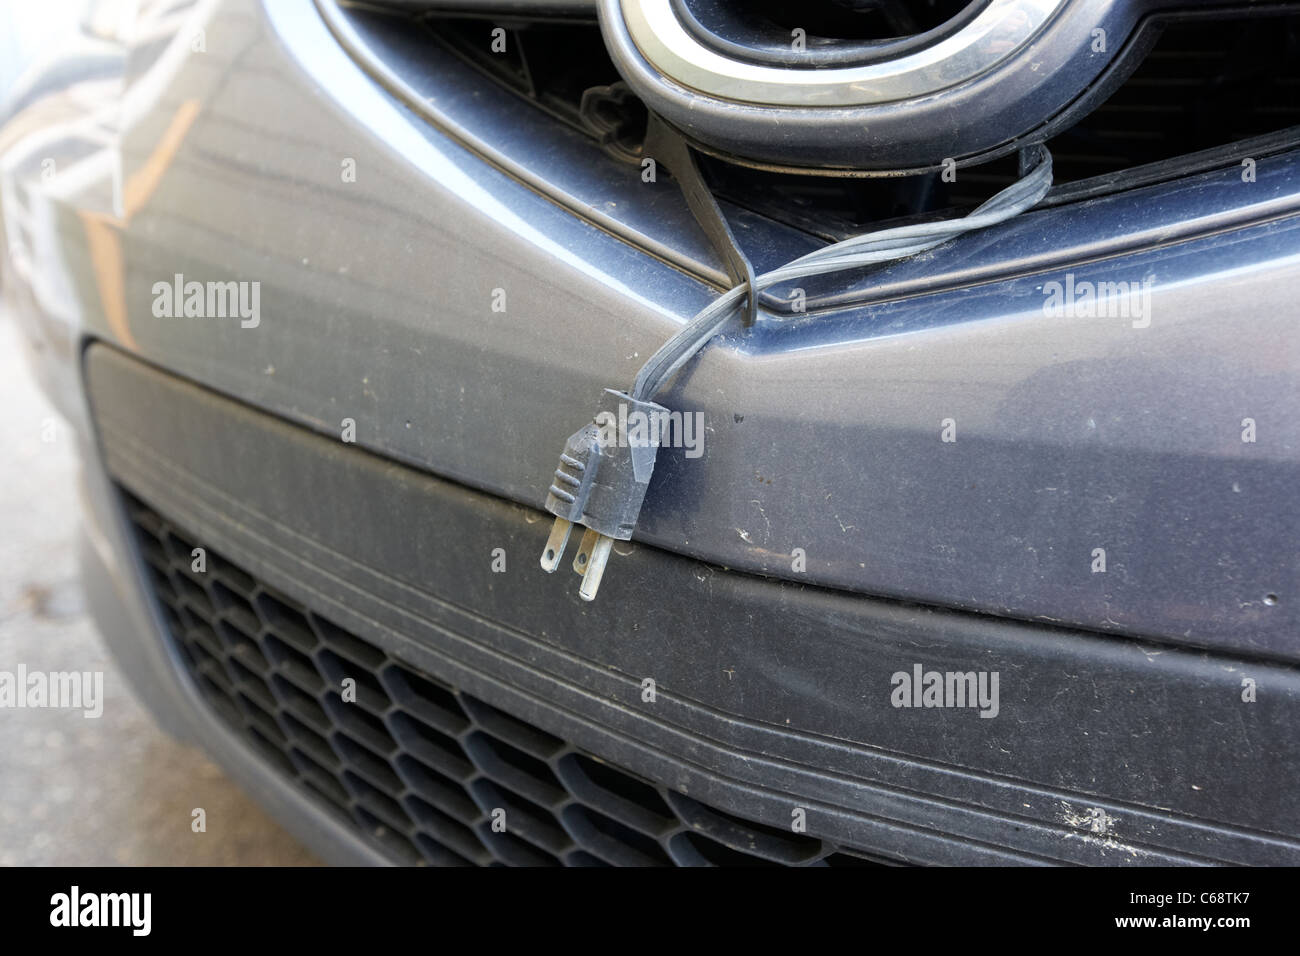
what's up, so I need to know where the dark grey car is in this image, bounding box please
[2,0,1297,865]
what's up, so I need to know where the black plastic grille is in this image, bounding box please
[414,8,1300,238]
[122,491,889,867]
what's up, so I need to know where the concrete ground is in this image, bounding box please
[0,311,318,865]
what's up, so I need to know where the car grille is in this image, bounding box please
[412,7,1300,234]
[122,491,890,867]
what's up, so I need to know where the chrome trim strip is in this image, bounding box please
[620,0,1067,106]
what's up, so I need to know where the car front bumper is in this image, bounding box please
[5,0,1299,864]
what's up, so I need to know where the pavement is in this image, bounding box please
[0,311,319,865]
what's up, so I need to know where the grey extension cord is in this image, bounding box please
[539,145,1055,600]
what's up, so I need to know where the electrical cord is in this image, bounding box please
[541,144,1054,600]
[632,144,1054,402]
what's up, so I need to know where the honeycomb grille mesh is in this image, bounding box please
[123,491,887,867]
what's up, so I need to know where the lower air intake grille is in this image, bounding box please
[122,491,888,867]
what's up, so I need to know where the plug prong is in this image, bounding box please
[577,533,614,602]
[539,517,574,573]
[572,527,600,576]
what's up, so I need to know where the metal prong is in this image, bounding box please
[572,527,600,576]
[540,517,574,573]
[577,533,614,602]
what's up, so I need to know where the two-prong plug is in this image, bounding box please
[539,388,668,601]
